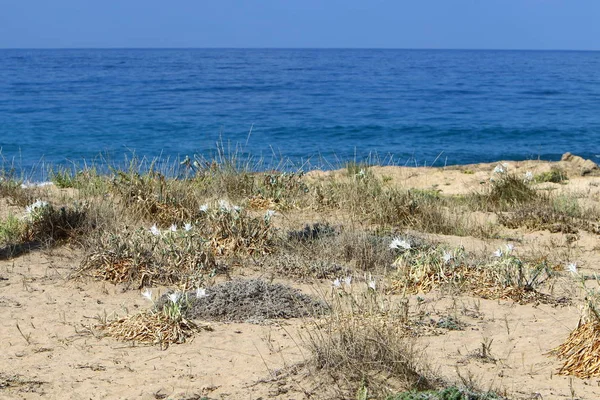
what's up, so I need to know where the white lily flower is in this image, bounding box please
[184,223,193,231]
[524,171,533,182]
[343,276,352,287]
[566,262,578,275]
[264,209,276,223]
[141,288,153,302]
[493,164,506,174]
[25,199,49,214]
[493,248,503,258]
[265,209,276,218]
[199,204,209,212]
[368,279,376,291]
[442,251,453,264]
[218,199,231,212]
[168,292,181,304]
[169,224,177,232]
[390,237,411,251]
[505,243,514,253]
[150,224,161,236]
[332,278,341,288]
[195,287,207,298]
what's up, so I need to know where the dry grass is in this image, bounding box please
[553,321,600,378]
[390,243,559,304]
[103,310,211,349]
[553,287,600,378]
[302,285,434,397]
[311,170,494,238]
[469,174,540,211]
[79,227,218,288]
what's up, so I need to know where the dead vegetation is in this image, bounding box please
[302,285,434,398]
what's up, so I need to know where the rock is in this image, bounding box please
[560,152,599,176]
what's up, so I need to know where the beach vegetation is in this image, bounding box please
[535,166,568,183]
[302,282,433,398]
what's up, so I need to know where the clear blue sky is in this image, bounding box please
[1,0,599,50]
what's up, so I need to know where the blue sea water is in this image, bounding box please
[0,49,599,176]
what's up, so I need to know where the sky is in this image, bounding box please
[1,0,599,50]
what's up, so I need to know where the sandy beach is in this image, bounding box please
[2,154,600,399]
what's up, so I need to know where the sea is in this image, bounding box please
[1,48,599,178]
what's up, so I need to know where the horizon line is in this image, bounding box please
[1,46,599,52]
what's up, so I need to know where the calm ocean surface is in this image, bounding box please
[1,49,599,176]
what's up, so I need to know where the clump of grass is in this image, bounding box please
[312,172,492,238]
[474,246,556,303]
[254,171,309,209]
[0,175,37,207]
[102,290,211,349]
[202,201,277,256]
[498,195,599,234]
[535,166,568,183]
[80,225,218,288]
[340,231,403,272]
[111,168,201,226]
[390,239,467,295]
[389,239,557,303]
[389,386,505,400]
[48,166,76,189]
[265,228,397,279]
[345,161,371,177]
[0,214,24,246]
[553,272,600,378]
[302,282,433,397]
[21,200,88,245]
[472,174,539,211]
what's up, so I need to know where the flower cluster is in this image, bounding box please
[389,237,411,251]
[493,243,515,258]
[149,222,193,236]
[332,276,352,288]
[24,199,50,221]
[493,163,509,175]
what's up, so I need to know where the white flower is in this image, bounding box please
[232,205,242,212]
[184,223,193,232]
[442,251,453,264]
[505,243,515,253]
[169,224,177,232]
[264,209,276,223]
[199,204,209,212]
[141,288,153,302]
[265,209,276,218]
[566,262,578,275]
[195,287,207,298]
[25,199,49,214]
[524,171,533,182]
[493,248,503,258]
[168,292,181,304]
[332,278,341,288]
[150,224,161,236]
[368,279,376,291]
[390,237,411,251]
[343,276,352,287]
[218,199,231,212]
[493,164,506,174]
